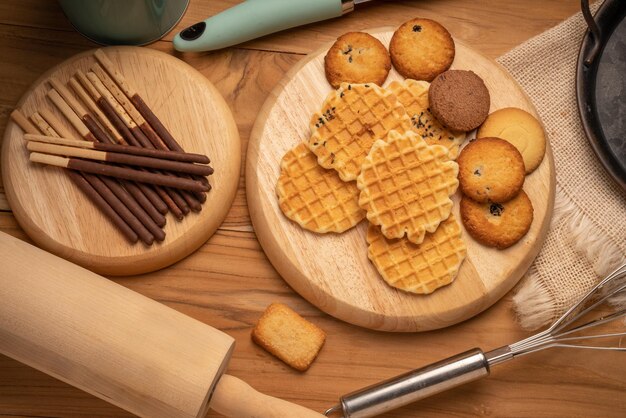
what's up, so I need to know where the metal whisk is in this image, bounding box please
[325,263,626,418]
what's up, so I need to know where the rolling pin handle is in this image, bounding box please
[211,374,325,418]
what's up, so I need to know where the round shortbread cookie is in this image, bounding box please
[324,32,391,89]
[389,18,455,82]
[357,130,459,245]
[477,107,546,173]
[366,215,467,294]
[429,70,490,132]
[276,143,365,233]
[460,190,534,249]
[457,137,525,203]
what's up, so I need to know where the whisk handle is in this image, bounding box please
[329,348,490,417]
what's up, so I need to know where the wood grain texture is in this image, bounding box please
[0,231,235,418]
[1,46,241,275]
[247,29,555,332]
[1,1,624,418]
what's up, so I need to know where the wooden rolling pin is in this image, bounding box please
[0,231,323,418]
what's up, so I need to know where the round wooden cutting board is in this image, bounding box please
[2,47,240,276]
[247,28,555,332]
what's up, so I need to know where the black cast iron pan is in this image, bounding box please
[577,0,626,192]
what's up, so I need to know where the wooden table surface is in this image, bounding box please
[0,1,624,417]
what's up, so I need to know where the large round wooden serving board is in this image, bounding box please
[2,47,240,276]
[247,28,555,332]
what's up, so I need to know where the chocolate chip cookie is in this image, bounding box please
[460,190,534,249]
[389,18,455,81]
[457,137,525,203]
[325,32,391,89]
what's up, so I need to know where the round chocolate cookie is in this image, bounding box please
[429,70,490,132]
[324,32,391,89]
[389,18,455,81]
[460,190,534,249]
[457,137,525,203]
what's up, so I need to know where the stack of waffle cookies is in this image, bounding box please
[276,81,467,295]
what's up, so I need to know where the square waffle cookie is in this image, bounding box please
[308,83,412,182]
[366,215,467,294]
[357,130,459,245]
[276,143,365,233]
[388,79,465,159]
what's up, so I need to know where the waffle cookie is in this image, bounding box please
[357,130,459,245]
[277,143,365,233]
[388,79,465,159]
[309,83,412,182]
[367,215,467,294]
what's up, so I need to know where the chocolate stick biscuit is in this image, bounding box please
[69,75,124,144]
[68,170,139,243]
[81,172,155,245]
[36,113,168,224]
[92,60,208,204]
[35,112,165,242]
[43,97,169,225]
[25,134,210,164]
[69,75,177,218]
[83,71,189,217]
[93,61,210,197]
[12,109,139,244]
[30,153,209,193]
[94,50,183,152]
[48,79,112,145]
[89,69,202,212]
[26,141,213,176]
[98,176,165,242]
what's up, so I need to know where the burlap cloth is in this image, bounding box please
[494,2,626,329]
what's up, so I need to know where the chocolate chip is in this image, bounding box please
[474,168,482,176]
[412,25,422,32]
[489,203,504,216]
[348,56,353,63]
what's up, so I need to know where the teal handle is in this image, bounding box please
[174,0,344,52]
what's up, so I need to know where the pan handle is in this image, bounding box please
[581,0,602,66]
